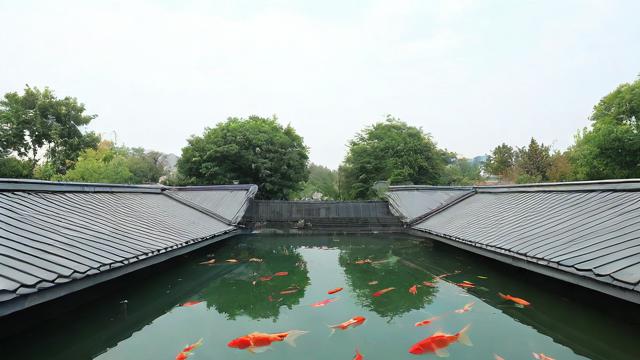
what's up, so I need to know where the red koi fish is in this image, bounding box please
[311,298,337,307]
[179,301,202,307]
[353,348,364,360]
[175,338,203,360]
[408,325,472,356]
[199,259,216,265]
[422,281,437,287]
[280,289,298,295]
[456,282,475,288]
[328,287,343,294]
[454,302,474,314]
[533,353,555,360]
[414,316,439,327]
[373,287,395,297]
[329,316,366,335]
[355,259,372,264]
[409,285,418,295]
[227,330,308,353]
[274,272,289,276]
[499,293,531,307]
[259,276,273,281]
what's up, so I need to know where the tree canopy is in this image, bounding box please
[484,143,515,177]
[178,116,309,199]
[341,116,446,199]
[0,85,99,174]
[569,78,640,180]
[293,163,339,200]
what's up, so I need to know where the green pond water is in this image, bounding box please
[1,234,638,360]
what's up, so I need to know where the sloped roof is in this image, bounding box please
[388,180,640,304]
[386,185,473,223]
[0,179,256,316]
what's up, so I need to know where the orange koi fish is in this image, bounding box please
[533,353,555,360]
[353,348,364,360]
[249,258,263,262]
[259,276,273,281]
[408,325,472,356]
[414,316,439,327]
[175,338,203,360]
[409,285,418,295]
[422,281,437,287]
[226,259,239,263]
[274,271,289,276]
[311,298,337,307]
[355,259,372,264]
[179,301,202,307]
[499,293,531,307]
[372,287,395,297]
[280,289,298,295]
[199,259,216,265]
[456,282,475,288]
[328,287,343,294]
[368,280,379,285]
[329,316,366,335]
[227,330,308,353]
[454,302,474,314]
[495,354,505,360]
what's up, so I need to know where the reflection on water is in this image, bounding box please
[0,234,638,360]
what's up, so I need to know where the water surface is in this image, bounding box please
[1,234,638,359]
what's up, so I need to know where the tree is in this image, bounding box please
[547,151,573,182]
[341,116,445,199]
[0,156,32,178]
[0,85,98,173]
[293,163,339,200]
[57,141,133,183]
[124,147,167,183]
[569,78,640,179]
[440,157,482,185]
[178,116,309,199]
[483,143,515,177]
[514,138,552,183]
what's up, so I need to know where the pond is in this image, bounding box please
[0,234,638,359]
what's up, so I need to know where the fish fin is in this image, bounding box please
[248,347,269,354]
[434,348,450,357]
[284,330,309,347]
[457,324,472,346]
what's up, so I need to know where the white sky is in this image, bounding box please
[1,0,639,169]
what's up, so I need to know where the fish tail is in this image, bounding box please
[457,324,472,346]
[284,330,308,347]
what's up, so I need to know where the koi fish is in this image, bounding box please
[409,285,418,295]
[355,259,372,264]
[328,287,343,294]
[175,338,203,360]
[179,301,202,307]
[408,324,472,356]
[259,276,273,281]
[533,353,555,360]
[227,330,308,353]
[249,258,263,262]
[495,354,505,360]
[456,282,475,288]
[274,272,289,276]
[329,316,366,334]
[199,259,216,265]
[478,276,488,279]
[499,293,531,307]
[422,281,436,287]
[267,295,283,302]
[353,348,364,360]
[368,281,379,285]
[414,316,439,327]
[454,302,474,314]
[373,287,395,297]
[311,298,337,307]
[226,259,239,263]
[280,289,298,295]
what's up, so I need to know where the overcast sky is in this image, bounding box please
[1,0,639,169]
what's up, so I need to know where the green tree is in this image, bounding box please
[341,116,445,199]
[514,138,552,183]
[178,116,309,199]
[547,151,573,182]
[440,157,482,185]
[0,85,98,173]
[293,163,339,199]
[569,78,640,179]
[0,156,32,178]
[124,147,167,183]
[58,141,133,183]
[483,143,515,177]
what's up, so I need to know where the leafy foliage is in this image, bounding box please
[293,163,339,200]
[483,143,515,177]
[341,116,445,199]
[569,78,640,179]
[0,156,32,178]
[515,138,552,182]
[178,116,309,199]
[440,157,482,185]
[0,85,98,173]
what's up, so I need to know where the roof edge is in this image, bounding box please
[389,179,640,193]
